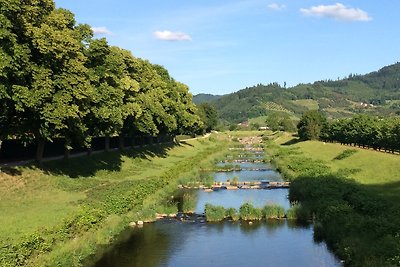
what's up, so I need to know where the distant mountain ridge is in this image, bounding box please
[193,62,400,122]
[192,93,221,104]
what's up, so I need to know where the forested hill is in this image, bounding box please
[194,62,400,123]
[192,94,221,104]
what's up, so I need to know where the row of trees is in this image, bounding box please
[0,0,207,161]
[297,111,400,153]
[322,115,400,152]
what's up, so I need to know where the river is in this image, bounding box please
[93,146,343,267]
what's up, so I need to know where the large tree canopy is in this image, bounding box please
[0,0,202,161]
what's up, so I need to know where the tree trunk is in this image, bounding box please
[36,139,45,163]
[119,135,125,151]
[87,147,92,156]
[105,135,110,152]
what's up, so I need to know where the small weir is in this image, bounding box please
[179,180,290,190]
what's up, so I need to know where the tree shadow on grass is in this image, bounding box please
[40,143,174,178]
[178,141,194,147]
[0,166,22,176]
[281,138,303,146]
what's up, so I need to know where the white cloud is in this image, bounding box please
[91,27,112,35]
[300,3,372,22]
[268,3,286,11]
[154,30,192,41]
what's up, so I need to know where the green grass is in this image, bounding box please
[0,135,229,266]
[292,140,400,186]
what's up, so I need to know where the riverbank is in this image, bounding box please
[265,133,400,266]
[0,134,229,267]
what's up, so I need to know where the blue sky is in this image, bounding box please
[55,0,400,95]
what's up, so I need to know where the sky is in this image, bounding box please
[55,0,400,95]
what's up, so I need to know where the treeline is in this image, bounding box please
[322,115,400,152]
[297,111,400,153]
[0,0,207,162]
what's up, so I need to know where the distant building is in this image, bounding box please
[258,126,269,131]
[237,121,249,127]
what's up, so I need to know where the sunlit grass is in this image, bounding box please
[293,141,400,185]
[0,137,226,246]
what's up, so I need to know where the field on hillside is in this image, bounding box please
[291,99,319,110]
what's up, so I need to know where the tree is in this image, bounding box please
[297,110,327,140]
[1,1,94,161]
[266,112,296,132]
[197,103,218,133]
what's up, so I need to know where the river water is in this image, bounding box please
[93,150,342,267]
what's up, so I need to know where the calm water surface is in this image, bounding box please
[93,153,343,267]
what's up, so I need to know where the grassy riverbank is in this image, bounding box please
[0,135,229,267]
[266,133,400,266]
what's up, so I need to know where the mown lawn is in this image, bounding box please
[291,140,400,202]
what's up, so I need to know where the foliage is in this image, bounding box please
[239,202,263,221]
[204,204,226,222]
[0,0,202,162]
[297,110,327,140]
[230,176,239,186]
[322,114,400,153]
[262,204,285,219]
[225,208,240,221]
[196,102,218,133]
[266,112,296,132]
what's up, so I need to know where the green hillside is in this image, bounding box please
[195,62,400,123]
[192,93,221,104]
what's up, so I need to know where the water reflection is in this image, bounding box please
[213,169,282,182]
[195,189,291,213]
[94,220,342,267]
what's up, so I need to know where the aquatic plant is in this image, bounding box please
[225,207,240,221]
[230,176,239,186]
[204,204,226,222]
[182,192,197,213]
[239,203,263,221]
[262,204,285,219]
